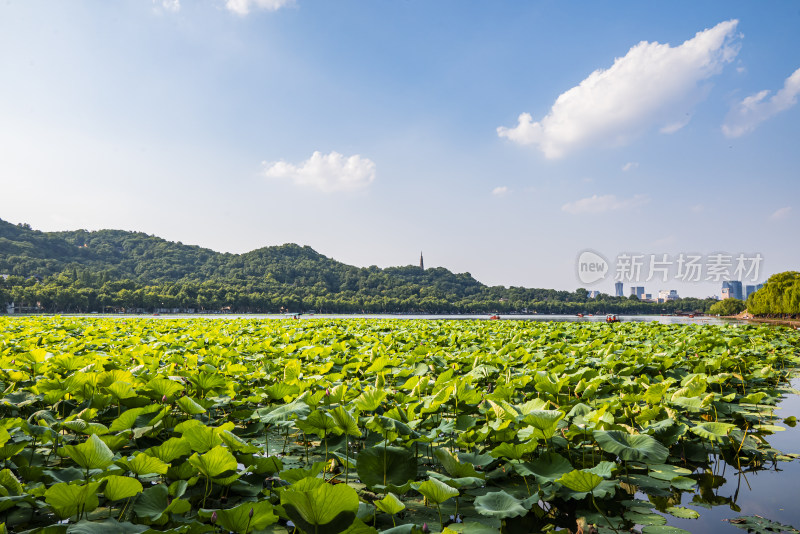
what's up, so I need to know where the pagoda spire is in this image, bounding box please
[419,251,424,270]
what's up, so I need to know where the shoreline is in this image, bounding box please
[725,311,800,328]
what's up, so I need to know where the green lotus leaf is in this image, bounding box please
[665,506,700,519]
[521,409,565,439]
[670,476,697,491]
[428,472,484,490]
[585,461,617,479]
[66,519,148,533]
[726,515,800,534]
[330,406,362,437]
[442,522,504,534]
[188,445,238,479]
[116,453,169,476]
[473,490,528,519]
[45,481,101,519]
[280,461,326,484]
[132,483,189,521]
[178,421,234,452]
[219,429,259,453]
[740,392,767,405]
[256,395,310,424]
[145,377,184,400]
[354,388,387,412]
[356,446,416,490]
[103,475,143,501]
[625,510,668,526]
[365,415,417,437]
[642,382,671,404]
[594,430,669,464]
[490,441,536,460]
[435,448,483,479]
[176,396,206,415]
[302,410,339,436]
[690,422,735,443]
[414,477,459,505]
[63,434,115,471]
[200,500,279,533]
[146,437,193,463]
[557,469,603,493]
[516,452,572,483]
[458,451,494,468]
[0,441,26,460]
[105,382,137,400]
[375,492,406,516]
[0,469,23,496]
[648,464,693,481]
[280,477,360,534]
[264,382,300,401]
[109,405,161,432]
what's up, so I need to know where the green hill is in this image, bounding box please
[0,218,713,314]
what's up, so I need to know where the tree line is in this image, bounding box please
[746,271,800,317]
[1,218,718,314]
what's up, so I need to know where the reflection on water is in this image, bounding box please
[664,378,800,533]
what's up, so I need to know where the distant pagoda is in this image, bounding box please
[419,251,424,270]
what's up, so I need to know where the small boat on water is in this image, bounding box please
[489,315,500,320]
[576,313,584,318]
[606,314,620,323]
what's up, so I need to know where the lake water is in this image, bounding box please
[72,313,737,326]
[664,377,800,533]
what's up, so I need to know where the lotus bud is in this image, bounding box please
[162,395,167,403]
[210,511,217,524]
[249,507,254,518]
[422,523,430,533]
[325,388,331,396]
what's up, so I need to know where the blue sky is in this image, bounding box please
[1,1,798,298]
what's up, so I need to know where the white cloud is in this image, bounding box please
[621,162,638,172]
[722,67,800,137]
[225,0,293,15]
[154,0,180,11]
[263,151,376,192]
[498,20,740,158]
[492,186,509,196]
[769,206,792,220]
[562,194,649,214]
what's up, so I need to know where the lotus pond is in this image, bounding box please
[0,317,798,534]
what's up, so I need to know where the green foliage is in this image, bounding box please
[0,316,797,533]
[709,298,746,316]
[747,271,800,316]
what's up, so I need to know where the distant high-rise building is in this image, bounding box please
[745,284,764,300]
[615,281,624,297]
[588,290,601,298]
[722,280,743,300]
[419,252,424,270]
[630,286,645,299]
[657,289,680,303]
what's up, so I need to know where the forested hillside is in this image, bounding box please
[1,218,714,314]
